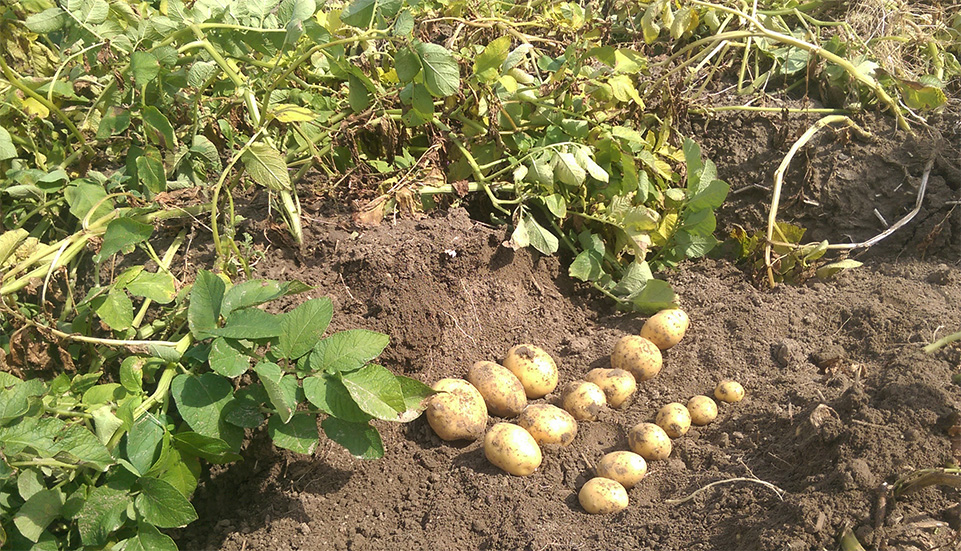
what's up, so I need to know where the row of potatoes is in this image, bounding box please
[424,309,746,514]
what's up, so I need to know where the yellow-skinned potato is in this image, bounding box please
[584,368,637,408]
[656,402,692,438]
[687,395,718,426]
[715,380,745,403]
[596,451,647,489]
[578,477,629,514]
[640,309,689,350]
[426,378,488,441]
[484,422,542,476]
[503,344,559,399]
[467,361,528,418]
[561,380,607,421]
[628,422,672,460]
[517,404,577,446]
[610,336,662,382]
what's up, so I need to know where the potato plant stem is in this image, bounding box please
[690,0,911,131]
[924,331,961,354]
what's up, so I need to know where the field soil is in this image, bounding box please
[176,111,961,551]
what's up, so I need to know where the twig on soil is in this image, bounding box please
[664,476,785,505]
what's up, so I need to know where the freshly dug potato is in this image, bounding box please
[715,380,745,403]
[426,378,488,441]
[610,336,662,382]
[561,380,607,421]
[640,308,690,350]
[628,422,672,460]
[584,368,637,408]
[596,451,647,489]
[503,344,559,399]
[687,395,718,426]
[517,404,577,446]
[484,422,542,476]
[578,477,629,514]
[467,361,528,418]
[656,402,692,438]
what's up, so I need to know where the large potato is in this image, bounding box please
[656,402,692,438]
[628,422,672,460]
[584,368,636,408]
[578,477,629,514]
[610,336,662,382]
[687,395,718,425]
[640,308,689,350]
[560,380,607,421]
[467,361,527,418]
[484,422,542,476]
[426,378,488,441]
[596,451,648,489]
[503,344,559,398]
[517,404,577,446]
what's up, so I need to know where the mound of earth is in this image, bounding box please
[176,111,961,551]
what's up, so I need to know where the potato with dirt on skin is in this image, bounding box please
[503,344,559,399]
[467,361,527,418]
[640,308,690,350]
[715,380,745,403]
[687,395,718,426]
[484,422,542,476]
[628,422,672,460]
[517,404,578,447]
[596,451,648,489]
[584,368,636,408]
[426,378,488,441]
[561,380,607,421]
[578,477,629,514]
[611,335,663,382]
[656,402,692,438]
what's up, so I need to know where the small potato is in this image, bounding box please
[715,380,745,403]
[467,361,528,418]
[584,368,637,408]
[687,395,718,426]
[640,309,690,350]
[503,344,559,399]
[610,336,662,382]
[517,404,577,446]
[656,402,692,438]
[484,422,542,476]
[561,380,607,421]
[426,378,488,441]
[578,477,629,514]
[628,422,672,460]
[596,451,647,489]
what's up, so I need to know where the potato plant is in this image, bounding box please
[0,272,434,549]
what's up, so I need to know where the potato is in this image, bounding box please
[714,380,745,403]
[578,477,629,514]
[484,422,542,476]
[628,422,672,461]
[517,404,577,446]
[656,402,692,438]
[426,378,488,441]
[640,308,690,350]
[503,344,559,399]
[467,361,528,418]
[687,395,718,426]
[560,380,607,421]
[596,451,647,489]
[584,368,637,408]
[610,336,662,382]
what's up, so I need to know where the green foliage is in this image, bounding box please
[0,271,433,549]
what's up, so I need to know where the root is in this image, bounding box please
[665,476,785,505]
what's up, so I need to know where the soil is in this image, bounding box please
[175,110,961,551]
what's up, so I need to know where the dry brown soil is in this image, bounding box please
[176,111,961,551]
